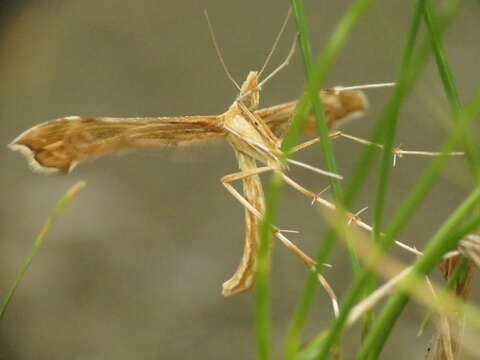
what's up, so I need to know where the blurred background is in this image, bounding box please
[0,1,479,359]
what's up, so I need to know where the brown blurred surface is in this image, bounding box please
[1,1,479,359]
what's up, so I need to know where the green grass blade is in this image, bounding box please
[417,256,469,336]
[283,0,374,357]
[350,85,480,357]
[424,2,461,110]
[286,0,465,358]
[364,0,426,339]
[345,0,463,200]
[406,0,464,86]
[255,174,283,360]
[291,0,344,202]
[291,0,362,277]
[294,332,327,360]
[285,232,337,359]
[371,0,425,241]
[312,2,427,358]
[0,181,86,320]
[356,187,480,359]
[423,0,480,182]
[252,0,380,351]
[350,87,480,358]
[281,0,373,154]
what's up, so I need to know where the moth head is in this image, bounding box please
[238,71,260,111]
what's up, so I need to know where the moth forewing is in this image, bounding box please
[257,88,368,137]
[8,115,224,174]
[321,88,368,130]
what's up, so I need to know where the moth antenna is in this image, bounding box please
[333,82,396,92]
[204,10,241,91]
[258,33,297,89]
[236,34,297,103]
[258,8,292,78]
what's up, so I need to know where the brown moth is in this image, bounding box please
[8,75,367,296]
[8,88,366,175]
[8,9,368,296]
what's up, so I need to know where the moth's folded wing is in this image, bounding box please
[222,152,265,296]
[256,100,296,138]
[8,115,224,175]
[320,89,368,130]
[257,89,368,137]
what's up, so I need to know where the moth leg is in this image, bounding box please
[221,166,272,183]
[290,137,322,154]
[221,167,317,263]
[288,131,346,154]
[278,171,336,209]
[223,167,337,273]
[222,168,339,314]
[328,131,464,166]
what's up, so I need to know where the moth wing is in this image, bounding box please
[9,115,223,174]
[256,89,368,137]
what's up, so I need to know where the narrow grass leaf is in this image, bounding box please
[313,1,427,358]
[284,0,374,357]
[287,0,466,358]
[417,257,469,336]
[423,0,480,182]
[357,186,480,359]
[0,181,86,320]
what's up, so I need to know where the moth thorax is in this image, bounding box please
[239,71,260,110]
